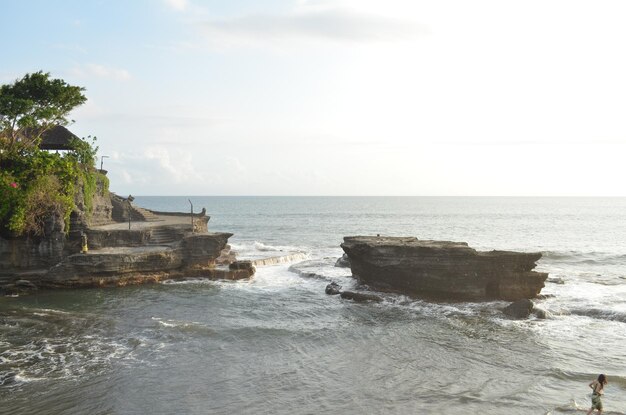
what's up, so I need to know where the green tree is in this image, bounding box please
[0,72,103,237]
[0,71,87,151]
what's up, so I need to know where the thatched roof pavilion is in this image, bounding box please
[38,125,79,150]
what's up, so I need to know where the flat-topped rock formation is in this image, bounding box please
[39,232,253,288]
[1,192,255,292]
[340,236,548,301]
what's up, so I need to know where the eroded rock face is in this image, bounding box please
[340,236,548,301]
[38,232,253,288]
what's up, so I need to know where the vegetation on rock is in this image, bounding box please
[0,72,103,237]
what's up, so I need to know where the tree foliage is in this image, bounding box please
[0,71,87,151]
[0,72,103,237]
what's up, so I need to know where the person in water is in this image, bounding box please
[587,374,608,414]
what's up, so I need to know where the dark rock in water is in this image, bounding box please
[325,282,342,295]
[340,290,383,302]
[503,299,534,319]
[334,254,350,268]
[15,280,37,289]
[533,307,548,319]
[225,260,256,279]
[547,277,565,285]
[229,260,254,271]
[340,236,548,301]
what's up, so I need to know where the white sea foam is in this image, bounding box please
[152,316,204,328]
[161,278,215,286]
[230,240,308,256]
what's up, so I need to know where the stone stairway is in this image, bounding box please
[148,227,178,245]
[132,206,160,222]
[110,193,160,222]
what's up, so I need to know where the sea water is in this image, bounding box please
[1,197,625,414]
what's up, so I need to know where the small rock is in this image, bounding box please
[340,290,383,302]
[503,299,534,319]
[334,254,351,268]
[325,282,342,295]
[533,307,548,319]
[547,277,565,285]
[229,260,254,271]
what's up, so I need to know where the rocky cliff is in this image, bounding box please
[0,175,111,283]
[341,236,548,301]
[1,178,254,291]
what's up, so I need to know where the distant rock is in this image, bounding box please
[533,306,548,319]
[334,254,350,268]
[340,290,383,303]
[502,299,549,319]
[340,236,548,301]
[325,282,342,295]
[547,277,565,285]
[503,299,534,319]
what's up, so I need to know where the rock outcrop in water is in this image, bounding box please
[324,282,383,302]
[502,299,548,319]
[0,188,255,291]
[340,236,548,301]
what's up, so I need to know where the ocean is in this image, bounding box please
[1,197,625,414]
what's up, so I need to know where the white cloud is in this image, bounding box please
[163,0,188,11]
[100,146,204,193]
[71,64,131,81]
[198,8,425,47]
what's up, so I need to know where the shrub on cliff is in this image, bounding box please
[0,150,77,236]
[0,72,102,237]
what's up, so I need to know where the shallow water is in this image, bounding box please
[2,197,625,414]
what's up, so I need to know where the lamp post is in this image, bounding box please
[100,155,109,171]
[188,199,194,233]
[127,195,134,230]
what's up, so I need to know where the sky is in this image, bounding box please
[2,0,625,196]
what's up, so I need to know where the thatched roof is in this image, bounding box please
[38,126,79,150]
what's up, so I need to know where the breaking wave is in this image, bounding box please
[230,241,307,254]
[569,307,626,323]
[0,308,135,387]
[542,250,626,266]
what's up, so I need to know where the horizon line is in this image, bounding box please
[129,194,626,198]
